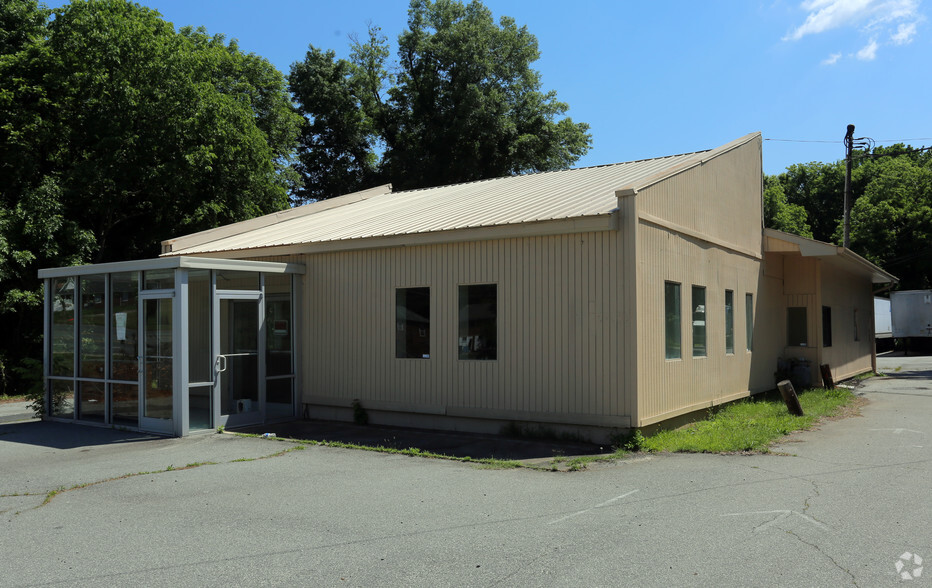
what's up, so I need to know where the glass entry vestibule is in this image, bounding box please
[40,257,304,436]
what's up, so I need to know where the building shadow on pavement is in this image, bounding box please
[0,420,159,450]
[235,419,608,461]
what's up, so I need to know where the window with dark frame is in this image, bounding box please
[395,287,430,359]
[787,307,808,346]
[665,282,682,360]
[692,285,707,357]
[822,306,832,347]
[745,293,754,352]
[725,290,734,354]
[458,284,497,360]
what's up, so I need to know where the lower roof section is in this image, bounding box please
[764,228,896,284]
[37,255,305,280]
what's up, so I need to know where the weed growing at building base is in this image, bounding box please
[638,387,855,453]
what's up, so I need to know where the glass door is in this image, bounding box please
[139,296,174,433]
[215,294,263,428]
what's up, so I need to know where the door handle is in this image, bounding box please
[215,355,227,374]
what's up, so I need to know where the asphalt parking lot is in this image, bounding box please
[1,352,930,586]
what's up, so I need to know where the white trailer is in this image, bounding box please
[874,297,892,339]
[891,290,932,338]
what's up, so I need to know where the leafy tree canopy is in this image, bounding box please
[1,0,301,264]
[765,143,932,290]
[0,0,301,393]
[847,147,932,289]
[763,175,812,238]
[767,160,844,243]
[289,0,592,202]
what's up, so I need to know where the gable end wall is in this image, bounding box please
[634,137,765,425]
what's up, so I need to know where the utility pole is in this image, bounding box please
[843,125,854,248]
[842,124,873,249]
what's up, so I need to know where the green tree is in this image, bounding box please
[0,0,47,56]
[0,0,301,393]
[289,46,382,202]
[29,1,302,261]
[763,175,812,238]
[847,151,932,289]
[289,0,591,202]
[767,141,932,289]
[769,161,845,243]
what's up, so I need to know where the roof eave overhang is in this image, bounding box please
[38,256,305,279]
[763,228,897,284]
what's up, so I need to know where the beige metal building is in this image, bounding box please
[39,132,896,438]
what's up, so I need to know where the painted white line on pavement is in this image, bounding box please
[722,509,829,532]
[548,489,639,525]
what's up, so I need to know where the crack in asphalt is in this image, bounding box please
[800,477,832,528]
[2,443,305,516]
[489,545,564,587]
[786,529,860,587]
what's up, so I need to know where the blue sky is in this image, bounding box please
[49,0,932,175]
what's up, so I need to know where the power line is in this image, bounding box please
[764,137,932,144]
[763,138,841,143]
[866,145,932,159]
[875,138,932,143]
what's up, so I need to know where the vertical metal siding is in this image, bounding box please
[636,224,764,422]
[781,256,821,380]
[634,138,764,424]
[819,262,874,379]
[638,141,762,255]
[299,232,631,422]
[619,195,640,421]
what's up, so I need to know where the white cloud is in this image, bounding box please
[856,38,879,58]
[822,52,843,64]
[785,0,874,40]
[784,0,921,41]
[891,21,918,43]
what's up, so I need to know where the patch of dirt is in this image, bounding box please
[821,394,868,422]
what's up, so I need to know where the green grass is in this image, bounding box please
[0,394,27,404]
[225,387,856,470]
[854,371,881,380]
[638,387,855,454]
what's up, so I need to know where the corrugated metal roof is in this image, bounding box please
[166,134,758,256]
